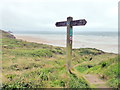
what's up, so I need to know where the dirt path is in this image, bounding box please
[73,63,109,88]
[84,74,109,88]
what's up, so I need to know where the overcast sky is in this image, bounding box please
[0,0,119,32]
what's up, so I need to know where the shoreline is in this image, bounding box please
[14,34,118,54]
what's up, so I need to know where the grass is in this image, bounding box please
[75,53,119,88]
[1,30,119,88]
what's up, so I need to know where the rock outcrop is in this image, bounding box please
[0,30,16,39]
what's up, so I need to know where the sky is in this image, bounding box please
[0,0,119,32]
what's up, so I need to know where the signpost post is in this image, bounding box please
[55,17,87,73]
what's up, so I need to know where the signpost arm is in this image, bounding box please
[66,17,73,73]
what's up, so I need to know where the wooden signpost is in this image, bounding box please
[55,17,87,73]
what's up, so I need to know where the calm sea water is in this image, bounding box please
[14,31,118,53]
[14,31,118,37]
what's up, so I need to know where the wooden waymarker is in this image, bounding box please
[55,17,87,73]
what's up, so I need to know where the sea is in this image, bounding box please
[14,31,118,54]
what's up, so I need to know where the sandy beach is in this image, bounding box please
[15,34,118,54]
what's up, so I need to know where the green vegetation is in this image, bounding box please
[1,30,119,88]
[75,51,119,88]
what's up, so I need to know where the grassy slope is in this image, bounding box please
[1,30,119,88]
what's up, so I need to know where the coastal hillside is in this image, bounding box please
[1,30,119,88]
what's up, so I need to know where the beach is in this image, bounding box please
[14,33,118,54]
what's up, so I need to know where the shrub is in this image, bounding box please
[69,74,89,88]
[78,48,104,55]
[76,65,88,73]
[31,49,52,57]
[101,62,107,68]
[11,49,53,57]
[5,74,17,81]
[51,48,64,55]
